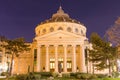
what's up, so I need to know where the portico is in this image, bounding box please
[36,44,86,73]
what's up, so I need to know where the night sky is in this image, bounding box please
[0,0,120,42]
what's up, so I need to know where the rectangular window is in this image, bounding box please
[34,49,37,65]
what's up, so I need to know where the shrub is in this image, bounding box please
[62,73,70,78]
[70,73,77,77]
[76,73,91,79]
[89,74,98,79]
[1,72,8,76]
[34,74,41,80]
[112,72,120,78]
[15,74,26,80]
[25,72,36,80]
[34,72,52,77]
[52,72,59,78]
[96,74,107,78]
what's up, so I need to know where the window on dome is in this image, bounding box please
[58,27,63,30]
[42,29,46,33]
[50,27,54,32]
[67,27,71,32]
[75,28,78,33]
[81,30,83,34]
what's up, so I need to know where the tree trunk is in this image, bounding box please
[92,63,94,74]
[9,53,14,76]
[108,60,111,75]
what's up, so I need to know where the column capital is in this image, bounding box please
[72,44,76,47]
[45,45,49,48]
[54,44,58,47]
[63,45,67,48]
[37,44,41,47]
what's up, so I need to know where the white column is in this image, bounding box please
[37,45,41,72]
[80,45,86,72]
[72,45,76,72]
[55,45,58,72]
[46,45,49,72]
[64,45,67,72]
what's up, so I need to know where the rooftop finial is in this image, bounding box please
[57,6,64,13]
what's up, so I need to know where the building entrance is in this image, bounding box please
[67,58,72,72]
[50,58,55,72]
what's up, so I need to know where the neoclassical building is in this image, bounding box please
[33,6,90,73]
[0,7,93,74]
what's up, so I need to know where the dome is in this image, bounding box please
[40,6,82,25]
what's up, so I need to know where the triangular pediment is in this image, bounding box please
[35,31,85,41]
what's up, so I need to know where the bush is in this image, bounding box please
[70,73,77,77]
[1,72,8,76]
[34,72,52,77]
[34,74,41,80]
[15,74,26,80]
[62,73,70,78]
[76,73,91,79]
[112,72,120,78]
[96,74,107,78]
[52,72,59,78]
[89,74,98,79]
[25,72,36,80]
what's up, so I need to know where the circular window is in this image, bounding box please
[42,29,46,33]
[58,27,63,30]
[50,27,54,32]
[75,28,78,33]
[67,27,72,32]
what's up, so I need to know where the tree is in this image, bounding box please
[1,37,30,76]
[89,32,117,74]
[105,17,120,46]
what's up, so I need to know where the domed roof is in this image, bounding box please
[40,6,82,25]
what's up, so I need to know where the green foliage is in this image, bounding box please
[62,73,70,78]
[25,72,36,80]
[76,73,91,79]
[112,72,120,78]
[96,74,107,78]
[70,73,77,77]
[34,74,41,80]
[89,32,117,72]
[1,37,30,75]
[34,72,52,77]
[52,72,59,77]
[15,74,27,80]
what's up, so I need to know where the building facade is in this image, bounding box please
[0,7,93,74]
[34,6,90,73]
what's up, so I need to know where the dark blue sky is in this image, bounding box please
[0,0,120,42]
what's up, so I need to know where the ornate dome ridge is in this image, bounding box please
[52,6,69,18]
[40,6,82,25]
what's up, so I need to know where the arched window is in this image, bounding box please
[67,27,72,32]
[42,29,46,33]
[50,27,54,32]
[58,27,63,30]
[81,30,83,34]
[75,28,78,33]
